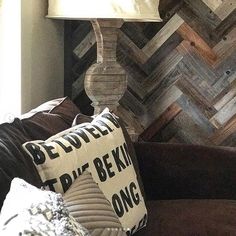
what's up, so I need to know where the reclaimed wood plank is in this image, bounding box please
[72,21,92,49]
[72,45,96,78]
[182,49,218,86]
[213,80,236,110]
[73,30,96,59]
[127,75,147,100]
[212,79,236,108]
[157,117,179,142]
[121,22,149,48]
[143,14,184,58]
[143,85,183,127]
[210,96,236,128]
[178,3,217,46]
[177,78,217,118]
[120,90,146,117]
[143,32,183,73]
[176,39,193,56]
[163,112,212,145]
[118,31,149,64]
[140,102,182,141]
[202,0,222,11]
[212,53,236,94]
[221,133,236,146]
[144,69,181,106]
[210,115,236,145]
[177,95,216,134]
[213,27,236,67]
[117,44,148,83]
[215,0,236,20]
[72,73,85,100]
[143,0,184,40]
[177,22,217,65]
[214,9,236,41]
[184,0,222,28]
[143,49,183,94]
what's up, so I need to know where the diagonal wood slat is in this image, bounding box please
[65,0,236,146]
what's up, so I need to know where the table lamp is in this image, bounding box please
[47,0,161,114]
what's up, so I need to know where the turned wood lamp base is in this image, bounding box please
[84,19,127,114]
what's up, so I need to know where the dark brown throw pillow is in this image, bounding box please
[21,97,80,140]
[0,97,79,210]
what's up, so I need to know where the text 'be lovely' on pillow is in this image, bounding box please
[23,109,147,234]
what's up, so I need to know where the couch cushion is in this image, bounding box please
[0,120,42,211]
[134,142,236,200]
[135,199,236,236]
[21,97,80,140]
[0,97,79,210]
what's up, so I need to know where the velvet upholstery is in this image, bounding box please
[0,97,79,210]
[135,200,236,236]
[134,142,236,200]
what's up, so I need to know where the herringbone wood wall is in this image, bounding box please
[64,0,236,146]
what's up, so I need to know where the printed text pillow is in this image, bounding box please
[23,109,147,234]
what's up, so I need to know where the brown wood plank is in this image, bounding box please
[143,85,183,127]
[178,3,217,46]
[177,78,217,118]
[210,115,236,145]
[210,96,236,128]
[118,31,149,64]
[140,103,182,141]
[177,22,218,65]
[184,0,222,28]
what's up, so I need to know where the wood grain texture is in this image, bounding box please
[202,0,222,11]
[65,0,236,146]
[214,0,236,20]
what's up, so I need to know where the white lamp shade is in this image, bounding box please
[47,0,162,21]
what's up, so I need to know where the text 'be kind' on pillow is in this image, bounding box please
[23,108,147,234]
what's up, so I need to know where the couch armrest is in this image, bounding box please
[134,142,236,201]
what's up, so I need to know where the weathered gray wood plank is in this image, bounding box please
[210,96,236,128]
[143,14,184,57]
[177,95,216,134]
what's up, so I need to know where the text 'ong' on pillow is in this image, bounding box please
[23,108,147,234]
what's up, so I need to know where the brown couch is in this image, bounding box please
[1,97,236,235]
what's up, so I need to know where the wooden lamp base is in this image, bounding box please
[84,19,127,114]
